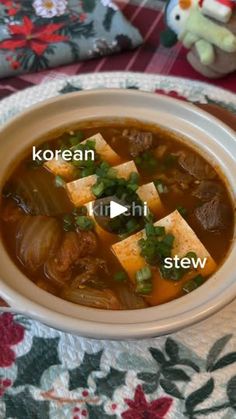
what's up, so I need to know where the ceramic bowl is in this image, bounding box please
[0,89,235,339]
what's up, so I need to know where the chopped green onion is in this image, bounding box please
[155,226,166,236]
[75,216,94,231]
[144,211,154,224]
[106,167,117,179]
[126,219,139,233]
[145,223,156,237]
[129,172,139,184]
[154,179,168,194]
[63,214,74,231]
[85,139,96,149]
[162,234,175,247]
[135,266,153,294]
[128,183,139,192]
[177,206,188,218]
[95,161,111,177]
[55,175,66,188]
[81,167,95,177]
[113,271,127,282]
[92,181,105,197]
[134,151,158,172]
[69,137,79,147]
[136,266,152,281]
[160,264,185,281]
[183,275,204,294]
[185,251,197,261]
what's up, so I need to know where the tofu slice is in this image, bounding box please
[66,160,138,207]
[85,133,121,165]
[137,182,164,217]
[44,156,77,181]
[44,133,121,180]
[112,210,217,305]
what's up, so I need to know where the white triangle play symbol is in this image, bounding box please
[110,201,128,219]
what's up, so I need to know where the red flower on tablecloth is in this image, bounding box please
[0,16,68,56]
[0,313,25,368]
[1,0,12,5]
[2,0,20,16]
[122,385,172,419]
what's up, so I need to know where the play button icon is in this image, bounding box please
[110,200,128,219]
[88,197,130,233]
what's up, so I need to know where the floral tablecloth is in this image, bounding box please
[0,72,236,419]
[0,0,236,99]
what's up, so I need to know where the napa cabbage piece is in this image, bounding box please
[6,168,72,216]
[112,210,217,305]
[44,133,121,180]
[61,287,122,310]
[16,216,62,272]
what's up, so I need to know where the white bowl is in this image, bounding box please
[0,89,235,339]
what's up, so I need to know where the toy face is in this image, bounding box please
[166,0,196,35]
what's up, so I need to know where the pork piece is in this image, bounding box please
[194,196,230,232]
[45,230,97,285]
[1,199,24,223]
[61,287,121,310]
[122,129,153,157]
[178,151,216,180]
[192,180,224,201]
[70,257,109,289]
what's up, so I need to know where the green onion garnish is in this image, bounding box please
[55,175,66,188]
[129,172,139,184]
[63,214,74,231]
[155,226,166,236]
[113,271,127,282]
[135,266,153,294]
[177,206,187,218]
[126,219,139,233]
[154,179,168,194]
[75,216,94,231]
[183,275,204,294]
[92,181,105,197]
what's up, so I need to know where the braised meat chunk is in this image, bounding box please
[122,129,153,157]
[192,180,224,201]
[194,196,231,232]
[178,151,216,180]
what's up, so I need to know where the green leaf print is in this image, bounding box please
[95,367,126,399]
[4,388,49,419]
[13,337,61,387]
[69,350,103,391]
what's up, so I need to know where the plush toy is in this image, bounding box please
[161,0,236,73]
[201,0,235,23]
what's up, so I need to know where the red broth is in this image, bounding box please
[0,120,234,309]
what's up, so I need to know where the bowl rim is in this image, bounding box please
[0,88,235,339]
